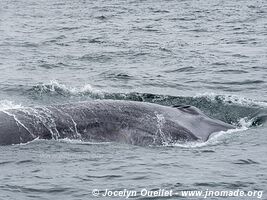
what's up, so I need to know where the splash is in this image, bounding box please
[154,113,169,144]
[195,92,267,107]
[3,110,35,138]
[167,128,244,148]
[167,116,252,148]
[0,100,22,111]
[30,80,104,98]
[57,138,111,145]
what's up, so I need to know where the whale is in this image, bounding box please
[0,100,235,146]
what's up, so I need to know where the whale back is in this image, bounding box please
[0,111,36,145]
[0,100,235,145]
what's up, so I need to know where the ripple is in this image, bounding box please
[77,37,105,44]
[200,150,215,153]
[212,62,228,66]
[164,67,195,73]
[16,159,35,164]
[210,80,264,85]
[193,181,255,189]
[215,69,248,74]
[79,54,112,63]
[39,63,63,69]
[171,17,196,21]
[101,71,133,80]
[233,159,259,165]
[0,161,13,165]
[1,184,72,194]
[232,54,249,58]
[86,175,122,179]
[151,9,170,13]
[95,15,108,20]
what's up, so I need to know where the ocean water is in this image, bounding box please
[0,0,267,199]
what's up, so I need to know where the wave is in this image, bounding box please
[4,84,267,126]
[27,81,267,105]
[8,81,267,126]
[1,81,266,148]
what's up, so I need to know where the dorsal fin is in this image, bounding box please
[173,105,202,115]
[172,105,191,109]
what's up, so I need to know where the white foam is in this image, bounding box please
[194,92,267,107]
[9,137,41,146]
[57,138,111,145]
[0,100,22,111]
[168,122,249,148]
[37,80,104,97]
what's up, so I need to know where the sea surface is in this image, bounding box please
[0,0,267,199]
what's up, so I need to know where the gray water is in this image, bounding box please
[0,0,267,199]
